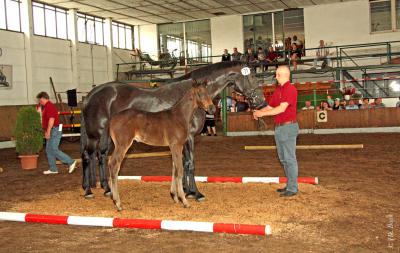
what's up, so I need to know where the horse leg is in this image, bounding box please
[82,139,97,198]
[89,152,97,188]
[82,149,94,198]
[171,145,190,208]
[183,135,205,202]
[98,134,112,197]
[170,160,179,203]
[108,147,126,211]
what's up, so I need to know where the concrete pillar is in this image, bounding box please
[104,18,114,81]
[68,9,79,89]
[20,0,34,103]
[391,0,396,31]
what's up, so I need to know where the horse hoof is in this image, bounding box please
[116,205,123,212]
[104,191,111,197]
[183,203,190,208]
[186,191,205,201]
[196,195,206,202]
[84,193,94,199]
[170,192,179,203]
[185,193,196,199]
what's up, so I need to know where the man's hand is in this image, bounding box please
[253,110,263,120]
[45,130,51,139]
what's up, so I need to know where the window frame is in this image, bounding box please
[0,0,22,33]
[32,1,69,40]
[369,0,400,33]
[369,0,393,33]
[77,12,105,46]
[112,21,134,50]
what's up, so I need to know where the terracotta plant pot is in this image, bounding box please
[18,155,39,170]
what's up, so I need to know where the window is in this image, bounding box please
[243,9,304,52]
[185,20,211,63]
[112,22,133,50]
[32,2,68,39]
[77,13,104,45]
[370,0,392,32]
[159,23,184,58]
[243,13,273,51]
[158,20,212,63]
[0,0,22,32]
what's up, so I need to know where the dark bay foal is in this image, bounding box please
[108,81,215,211]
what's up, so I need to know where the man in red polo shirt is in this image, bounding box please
[36,92,76,175]
[253,66,299,197]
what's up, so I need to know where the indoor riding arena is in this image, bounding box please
[0,0,399,252]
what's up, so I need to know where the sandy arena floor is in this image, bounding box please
[0,133,399,252]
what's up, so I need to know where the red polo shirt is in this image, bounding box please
[268,81,297,124]
[42,101,60,130]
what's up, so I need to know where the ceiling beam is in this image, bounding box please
[279,0,290,8]
[145,0,197,20]
[69,0,152,24]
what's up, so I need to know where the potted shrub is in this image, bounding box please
[14,106,43,170]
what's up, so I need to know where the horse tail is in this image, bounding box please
[80,113,87,156]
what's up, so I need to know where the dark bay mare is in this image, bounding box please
[81,61,264,200]
[108,81,215,211]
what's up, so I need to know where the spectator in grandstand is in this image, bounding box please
[396,97,400,107]
[292,35,300,45]
[372,97,386,108]
[292,35,303,54]
[345,100,359,110]
[359,98,372,109]
[235,93,250,112]
[313,40,330,69]
[231,47,242,61]
[221,49,231,62]
[327,95,334,108]
[290,44,301,71]
[257,47,267,72]
[265,46,279,71]
[218,91,236,112]
[332,98,342,110]
[321,101,332,111]
[340,100,347,110]
[302,100,315,110]
[242,48,258,71]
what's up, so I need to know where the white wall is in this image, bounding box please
[78,43,109,91]
[113,48,135,79]
[0,30,28,105]
[138,24,158,59]
[304,0,400,49]
[0,30,132,105]
[31,36,72,97]
[211,15,244,63]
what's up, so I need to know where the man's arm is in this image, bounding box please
[45,118,55,139]
[253,102,289,119]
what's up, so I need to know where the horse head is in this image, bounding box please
[192,79,216,115]
[225,63,265,109]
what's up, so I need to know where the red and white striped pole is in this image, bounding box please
[118,176,319,185]
[0,212,271,236]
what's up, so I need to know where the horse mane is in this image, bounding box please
[167,61,243,83]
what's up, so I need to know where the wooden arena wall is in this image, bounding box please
[227,108,400,132]
[0,104,78,141]
[1,106,400,140]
